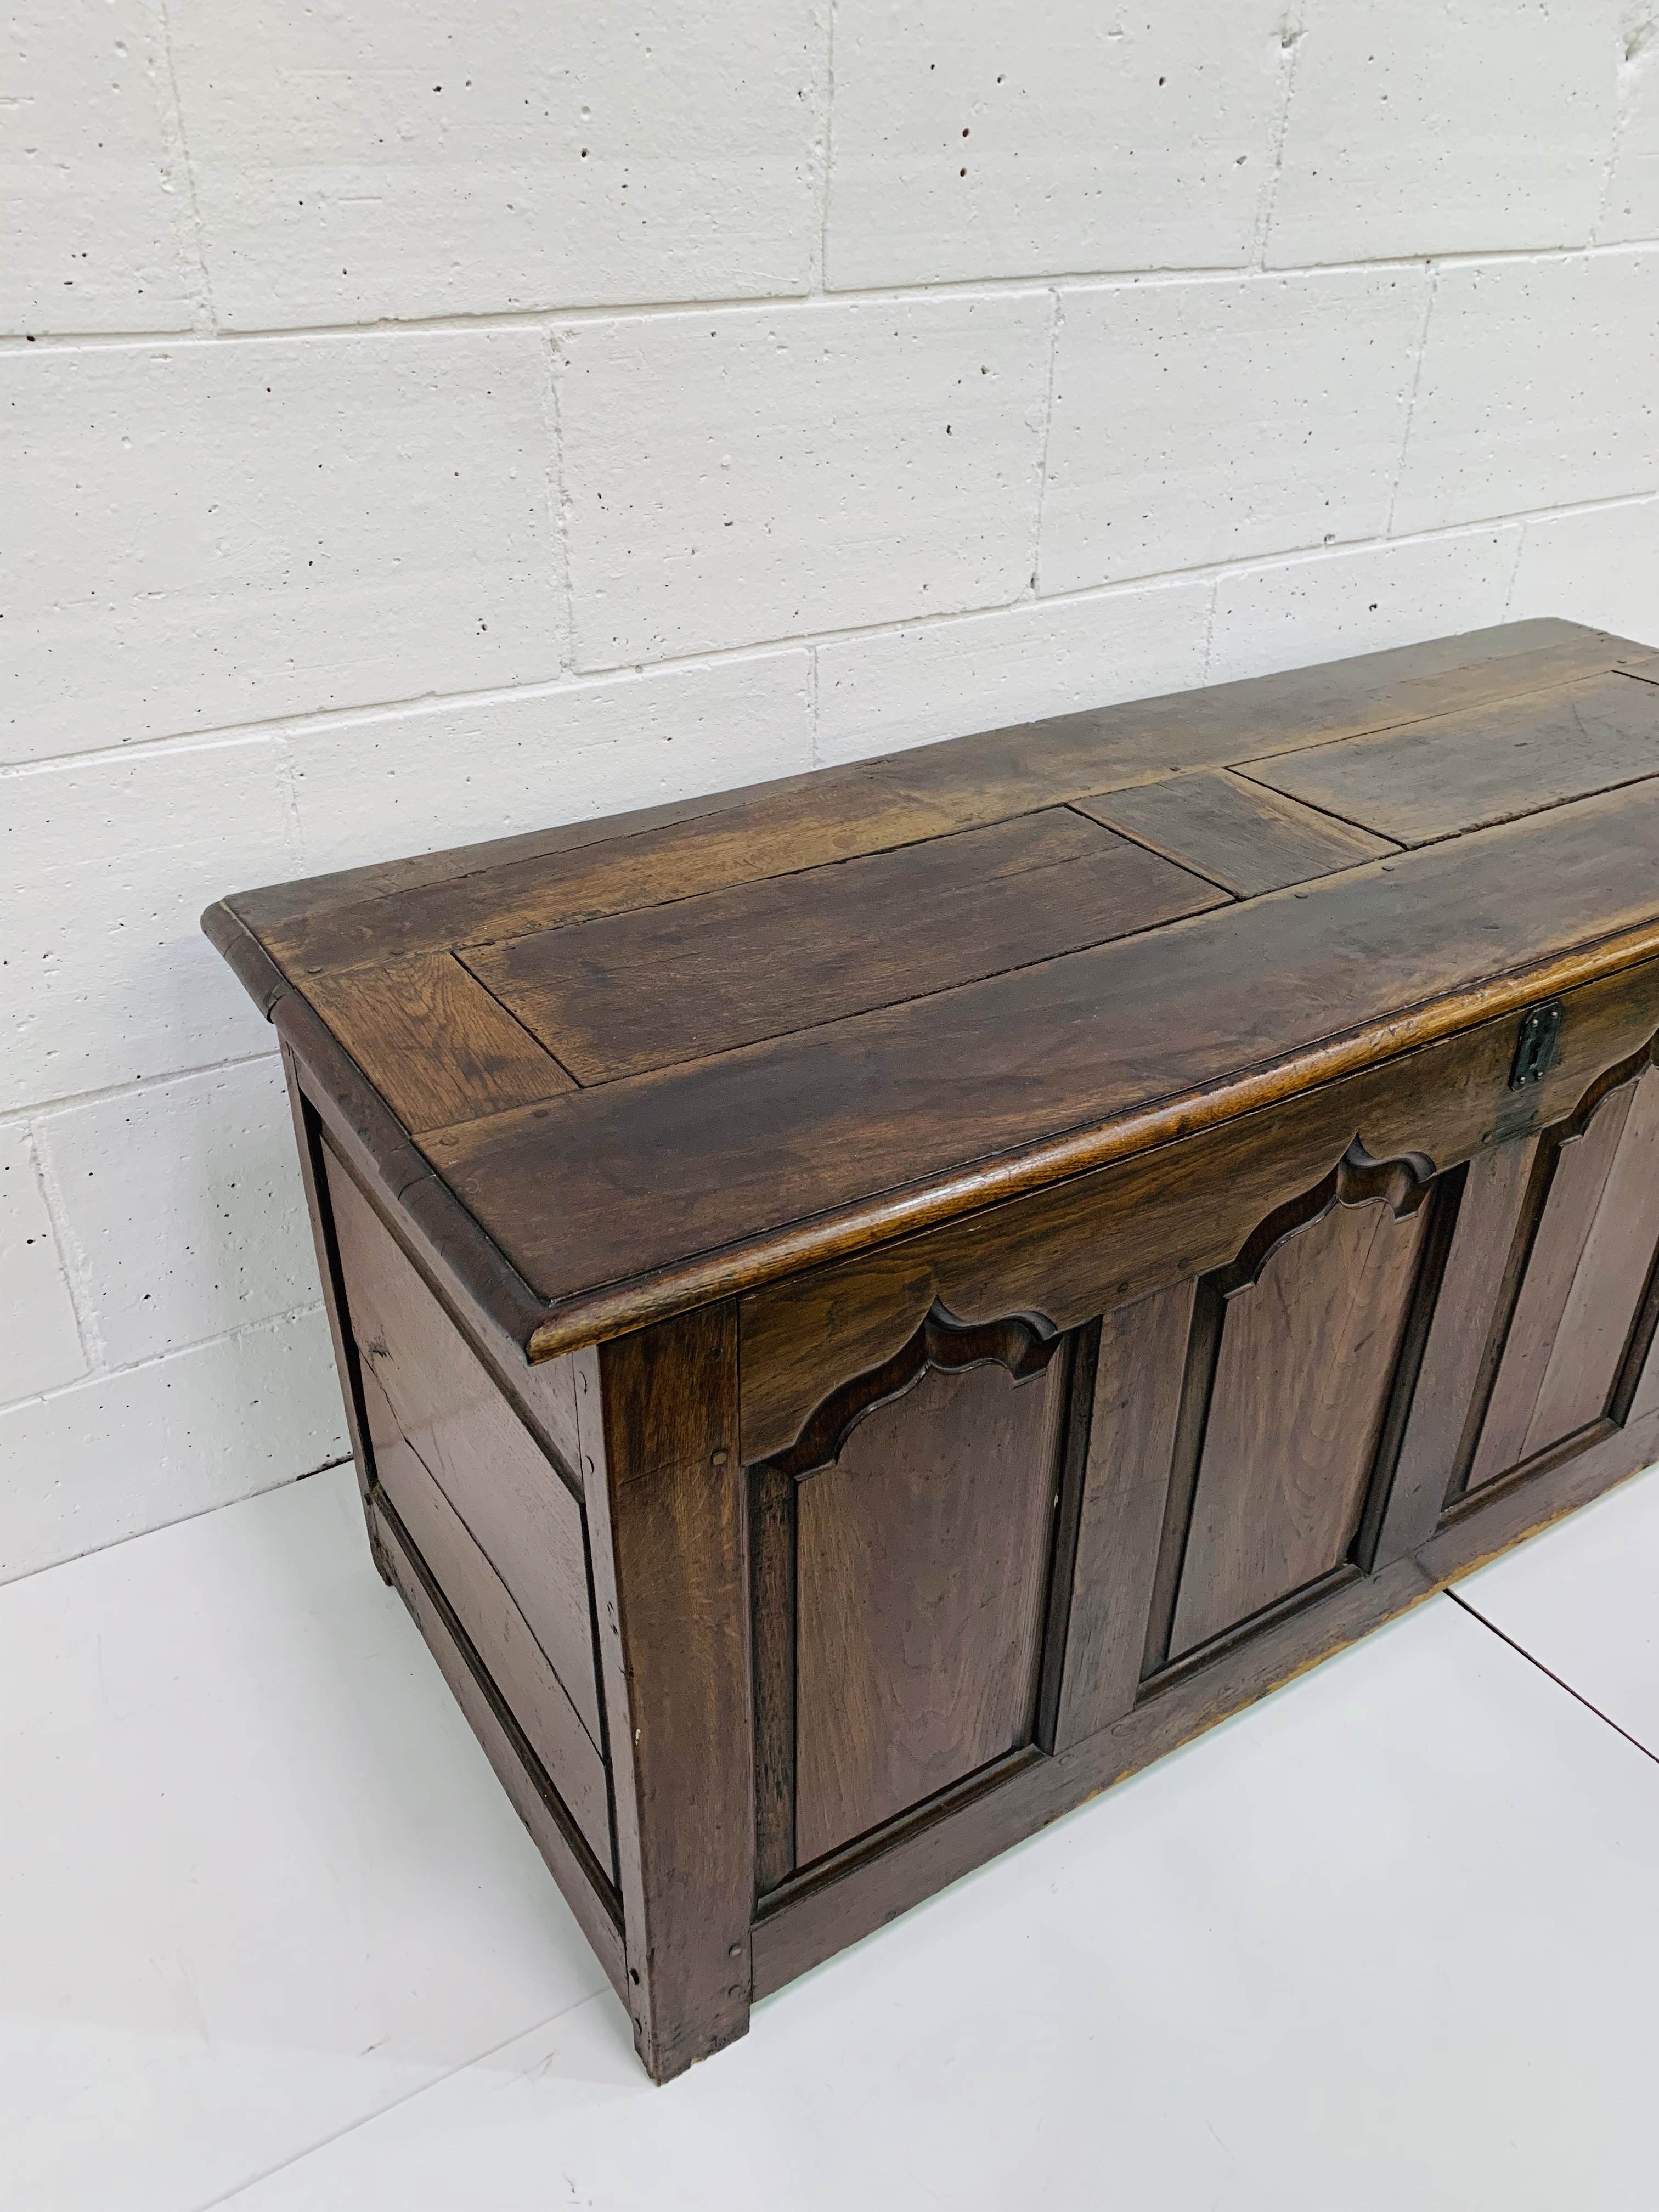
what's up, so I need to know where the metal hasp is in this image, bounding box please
[1510,1000,1564,1090]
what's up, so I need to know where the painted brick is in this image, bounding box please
[1599,22,1659,244]
[559,294,1052,669]
[1393,253,1659,537]
[815,580,1211,766]
[1,738,298,1116]
[823,1,1286,289]
[1508,498,1659,646]
[1,0,198,336]
[1207,528,1521,687]
[170,0,822,328]
[38,1060,317,1370]
[1268,0,1618,267]
[1041,271,1426,595]
[0,1310,347,1583]
[286,650,812,876]
[0,1125,86,1405]
[1,331,562,764]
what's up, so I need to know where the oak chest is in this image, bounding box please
[206,617,1659,2083]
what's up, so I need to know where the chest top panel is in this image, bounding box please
[206,619,1659,1351]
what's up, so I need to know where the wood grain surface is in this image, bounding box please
[580,1311,755,2085]
[463,809,1224,1083]
[215,620,1659,2084]
[1075,767,1397,896]
[360,1362,613,1872]
[428,780,1659,1333]
[325,1150,603,1744]
[1244,670,1659,846]
[306,950,573,1132]
[793,1359,1066,1864]
[737,957,1659,1464]
[1167,1197,1426,1656]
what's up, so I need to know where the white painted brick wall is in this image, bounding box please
[1040,269,1426,591]
[822,2,1289,288]
[1266,0,1620,266]
[4,1,1657,1579]
[558,294,1052,666]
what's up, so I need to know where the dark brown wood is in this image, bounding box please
[1244,671,1659,847]
[325,1150,602,1743]
[225,618,1641,972]
[751,1407,1659,2002]
[204,621,1659,2085]
[1468,1065,1657,1487]
[361,1363,613,1872]
[578,1310,754,2085]
[432,778,1659,1342]
[1521,1066,1659,1454]
[1053,1280,1196,1748]
[792,1357,1068,1866]
[739,957,1659,1465]
[306,951,574,1133]
[1167,1193,1427,1658]
[1075,768,1397,896]
[765,1300,1060,1481]
[278,1041,387,1577]
[1372,1136,1542,1563]
[464,810,1225,1084]
[749,1464,797,1894]
[370,1487,627,1996]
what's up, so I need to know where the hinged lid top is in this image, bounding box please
[206,619,1659,1354]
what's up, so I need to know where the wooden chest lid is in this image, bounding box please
[205,618,1659,1356]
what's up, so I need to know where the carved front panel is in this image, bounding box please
[793,1358,1068,1865]
[1464,1060,1659,1492]
[748,1031,1659,1899]
[1167,1194,1429,1658]
[751,1314,1075,1886]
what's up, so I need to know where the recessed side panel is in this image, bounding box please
[321,1148,611,1857]
[1166,1190,1429,1661]
[323,1149,603,1749]
[792,1357,1069,1867]
[359,1363,613,1875]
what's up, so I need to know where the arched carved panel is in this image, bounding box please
[792,1355,1070,1866]
[761,1297,1060,1480]
[751,1306,1081,1888]
[1465,1049,1659,1492]
[1147,1137,1442,1671]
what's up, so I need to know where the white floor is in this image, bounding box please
[4,1463,1658,2212]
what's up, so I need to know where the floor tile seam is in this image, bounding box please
[1444,1585,1659,1769]
[196,1983,614,2210]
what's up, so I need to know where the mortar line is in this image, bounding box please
[1500,517,1531,620]
[543,328,578,681]
[0,1046,281,1131]
[7,489,1655,781]
[813,1,837,296]
[1591,18,1654,245]
[0,1451,357,1593]
[1026,287,1063,598]
[0,1301,333,1425]
[13,1124,102,1373]
[7,239,1659,353]
[1385,263,1440,538]
[151,0,216,332]
[29,1115,110,1370]
[1199,575,1222,683]
[1252,5,1310,270]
